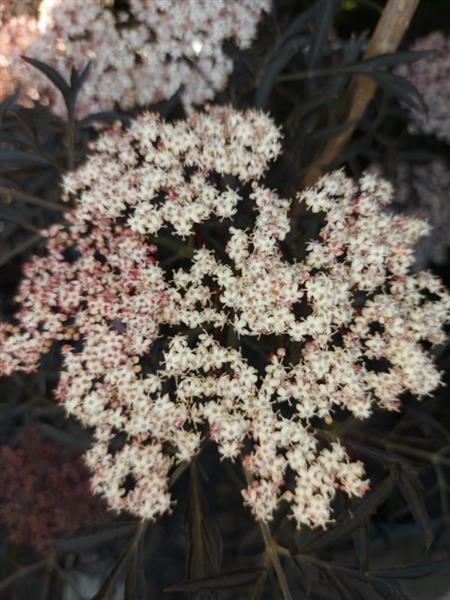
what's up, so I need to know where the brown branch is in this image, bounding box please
[303,0,420,188]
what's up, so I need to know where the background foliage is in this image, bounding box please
[1,0,450,598]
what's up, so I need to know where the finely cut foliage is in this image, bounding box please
[0,108,448,529]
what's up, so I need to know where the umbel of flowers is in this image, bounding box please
[0,107,449,528]
[0,0,271,117]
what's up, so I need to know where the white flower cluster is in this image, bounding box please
[0,0,271,116]
[1,108,449,528]
[63,107,282,236]
[397,32,450,142]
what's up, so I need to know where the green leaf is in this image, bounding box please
[166,568,267,593]
[398,469,433,549]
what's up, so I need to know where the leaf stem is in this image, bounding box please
[243,468,293,600]
[0,234,44,267]
[66,117,76,170]
[0,559,48,592]
[354,432,450,467]
[0,188,66,213]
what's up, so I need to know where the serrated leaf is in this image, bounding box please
[352,525,369,573]
[0,206,37,233]
[289,91,339,122]
[91,546,132,599]
[307,0,337,69]
[158,85,184,118]
[56,524,135,552]
[79,111,130,128]
[125,535,146,600]
[363,71,426,113]
[308,118,358,143]
[278,6,316,47]
[186,460,223,591]
[323,570,348,600]
[398,469,433,549]
[355,50,432,71]
[300,470,398,552]
[324,568,363,600]
[342,31,369,66]
[396,150,437,162]
[369,559,450,580]
[249,572,267,600]
[0,89,20,123]
[0,559,47,592]
[0,130,39,150]
[71,61,91,95]
[256,35,306,109]
[327,31,368,98]
[0,234,43,267]
[344,440,411,469]
[259,6,315,76]
[0,150,50,166]
[291,557,316,596]
[368,578,411,600]
[166,568,266,593]
[21,56,72,109]
[69,62,92,118]
[91,525,144,600]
